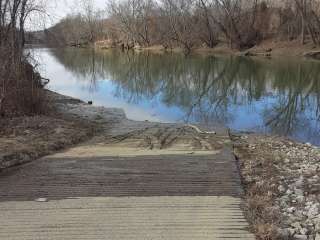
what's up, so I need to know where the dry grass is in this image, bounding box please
[0,52,47,117]
[232,134,283,240]
[0,114,97,170]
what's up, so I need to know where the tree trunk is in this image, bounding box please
[301,16,305,44]
[0,95,4,117]
[300,0,306,45]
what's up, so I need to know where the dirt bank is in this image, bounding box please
[232,133,320,240]
[0,91,97,170]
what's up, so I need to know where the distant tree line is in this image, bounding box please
[0,0,46,117]
[45,0,105,47]
[45,0,320,53]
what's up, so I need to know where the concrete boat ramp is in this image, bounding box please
[0,102,255,240]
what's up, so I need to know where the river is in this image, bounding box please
[31,47,320,146]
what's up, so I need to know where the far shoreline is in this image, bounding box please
[28,39,320,61]
[93,39,320,60]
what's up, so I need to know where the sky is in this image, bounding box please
[27,0,107,30]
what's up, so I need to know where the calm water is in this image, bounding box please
[32,48,320,145]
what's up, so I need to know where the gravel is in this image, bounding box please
[232,134,320,240]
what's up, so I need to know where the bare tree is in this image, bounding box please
[45,0,104,47]
[80,0,104,43]
[294,0,320,45]
[108,0,155,47]
[159,0,200,54]
[0,0,47,116]
[206,0,261,50]
[197,0,219,48]
[41,0,320,51]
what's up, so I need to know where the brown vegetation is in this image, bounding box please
[0,114,94,170]
[0,0,47,117]
[43,0,320,54]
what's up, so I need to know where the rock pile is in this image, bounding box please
[275,142,320,240]
[233,134,320,240]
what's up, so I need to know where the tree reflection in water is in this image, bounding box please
[50,48,320,144]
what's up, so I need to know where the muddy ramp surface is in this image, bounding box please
[0,123,255,240]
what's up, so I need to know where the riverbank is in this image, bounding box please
[0,91,97,170]
[95,39,320,59]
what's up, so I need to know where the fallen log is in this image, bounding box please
[304,51,320,60]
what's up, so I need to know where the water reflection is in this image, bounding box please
[41,48,320,145]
